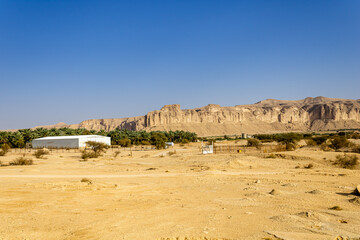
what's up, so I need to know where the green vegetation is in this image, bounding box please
[247,138,261,148]
[0,143,10,156]
[328,136,350,151]
[334,154,358,169]
[255,133,302,151]
[81,141,110,160]
[0,128,197,149]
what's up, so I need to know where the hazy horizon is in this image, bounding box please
[1,1,359,130]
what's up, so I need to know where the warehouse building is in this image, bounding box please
[32,135,111,149]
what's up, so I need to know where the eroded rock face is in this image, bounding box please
[34,97,360,136]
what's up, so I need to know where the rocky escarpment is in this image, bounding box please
[33,97,360,136]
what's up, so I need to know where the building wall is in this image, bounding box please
[78,136,111,148]
[32,139,79,149]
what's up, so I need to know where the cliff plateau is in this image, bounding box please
[33,97,360,136]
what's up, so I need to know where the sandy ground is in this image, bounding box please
[0,143,359,240]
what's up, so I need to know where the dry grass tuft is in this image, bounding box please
[10,157,33,166]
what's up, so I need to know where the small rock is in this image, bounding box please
[254,180,261,184]
[349,197,360,205]
[306,189,323,195]
[269,189,281,195]
[355,185,360,196]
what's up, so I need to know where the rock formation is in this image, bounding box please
[32,97,360,136]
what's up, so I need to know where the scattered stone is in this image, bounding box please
[80,178,93,185]
[329,206,342,211]
[282,183,297,187]
[297,211,315,219]
[269,189,281,195]
[349,197,360,205]
[306,189,323,195]
[355,185,360,196]
[146,167,157,171]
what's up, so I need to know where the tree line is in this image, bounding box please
[0,128,198,149]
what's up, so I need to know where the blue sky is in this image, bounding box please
[0,0,359,129]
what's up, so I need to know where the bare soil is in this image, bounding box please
[0,143,359,239]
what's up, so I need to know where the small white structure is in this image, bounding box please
[32,135,111,149]
[202,144,213,154]
[165,142,174,148]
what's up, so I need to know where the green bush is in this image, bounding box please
[86,141,109,154]
[10,157,33,165]
[140,140,151,145]
[329,136,350,150]
[334,154,358,169]
[0,143,11,156]
[247,138,261,148]
[119,138,132,147]
[181,139,190,144]
[312,136,329,145]
[150,132,167,149]
[350,132,360,139]
[306,139,317,146]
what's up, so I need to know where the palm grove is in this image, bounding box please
[0,128,198,149]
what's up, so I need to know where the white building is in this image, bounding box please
[202,144,213,154]
[32,135,111,149]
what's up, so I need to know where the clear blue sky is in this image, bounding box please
[0,0,359,130]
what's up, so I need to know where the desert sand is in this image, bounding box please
[0,143,359,240]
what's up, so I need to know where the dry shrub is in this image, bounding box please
[80,178,92,184]
[351,145,360,153]
[113,150,121,158]
[329,136,350,151]
[81,151,98,161]
[86,141,109,155]
[10,157,33,165]
[334,154,358,169]
[304,163,314,169]
[168,150,176,156]
[33,149,49,159]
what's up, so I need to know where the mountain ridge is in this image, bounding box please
[10,97,360,136]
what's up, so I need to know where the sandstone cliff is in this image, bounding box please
[33,97,360,136]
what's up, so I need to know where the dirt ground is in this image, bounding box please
[0,143,359,240]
